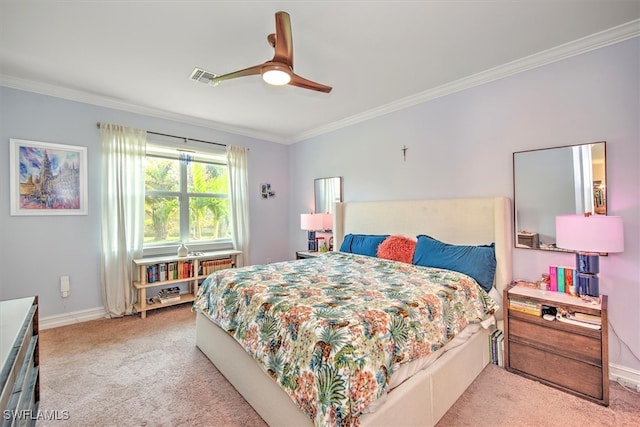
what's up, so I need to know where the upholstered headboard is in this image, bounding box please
[333,197,513,301]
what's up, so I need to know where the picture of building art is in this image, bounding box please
[10,139,88,215]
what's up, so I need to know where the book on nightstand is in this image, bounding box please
[508,298,542,316]
[568,312,602,325]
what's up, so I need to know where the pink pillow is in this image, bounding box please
[377,235,416,264]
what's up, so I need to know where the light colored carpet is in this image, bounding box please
[37,305,640,426]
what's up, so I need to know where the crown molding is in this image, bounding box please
[292,19,640,143]
[0,76,287,144]
[2,20,638,145]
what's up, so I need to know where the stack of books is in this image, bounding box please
[489,328,504,366]
[508,298,542,316]
[199,258,233,275]
[548,265,578,295]
[146,260,194,283]
[157,286,181,304]
[557,311,602,330]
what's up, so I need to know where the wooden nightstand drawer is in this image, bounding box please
[509,317,602,364]
[509,341,604,400]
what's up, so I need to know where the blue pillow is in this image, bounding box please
[339,234,389,257]
[412,235,496,292]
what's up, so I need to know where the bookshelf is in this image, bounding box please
[132,249,242,318]
[504,282,609,406]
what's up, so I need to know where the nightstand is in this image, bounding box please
[295,250,325,260]
[503,282,609,406]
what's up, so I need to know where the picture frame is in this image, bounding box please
[9,139,88,216]
[260,182,275,199]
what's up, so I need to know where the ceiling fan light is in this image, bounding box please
[262,68,291,86]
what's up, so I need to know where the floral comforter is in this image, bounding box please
[194,251,497,426]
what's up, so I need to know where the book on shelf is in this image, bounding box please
[200,258,233,276]
[496,333,504,367]
[557,266,565,293]
[157,286,181,304]
[548,266,558,292]
[509,298,542,316]
[567,312,601,325]
[157,295,181,304]
[488,328,504,367]
[159,263,167,281]
[555,314,601,330]
[147,264,158,283]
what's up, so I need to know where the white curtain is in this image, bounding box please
[226,145,250,267]
[99,123,146,317]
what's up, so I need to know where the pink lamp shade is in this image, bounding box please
[321,213,333,231]
[556,215,624,253]
[300,213,324,231]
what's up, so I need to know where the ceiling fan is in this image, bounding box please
[190,11,332,93]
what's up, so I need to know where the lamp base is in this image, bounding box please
[307,231,317,251]
[575,252,601,297]
[576,273,599,297]
[576,252,599,274]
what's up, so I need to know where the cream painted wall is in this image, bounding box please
[288,38,640,371]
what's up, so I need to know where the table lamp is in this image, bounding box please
[300,213,324,251]
[555,214,624,297]
[321,213,333,231]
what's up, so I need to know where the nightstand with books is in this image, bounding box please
[503,282,608,406]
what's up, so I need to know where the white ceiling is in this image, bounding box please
[1,1,638,144]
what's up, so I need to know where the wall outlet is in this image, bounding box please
[60,275,70,297]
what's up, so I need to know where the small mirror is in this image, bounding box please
[314,177,343,215]
[513,142,606,251]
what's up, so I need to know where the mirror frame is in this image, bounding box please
[314,176,343,215]
[513,141,607,252]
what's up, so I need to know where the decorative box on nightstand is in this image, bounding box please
[503,282,608,406]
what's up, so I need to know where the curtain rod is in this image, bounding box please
[96,122,226,148]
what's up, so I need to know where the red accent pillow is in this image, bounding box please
[377,235,416,264]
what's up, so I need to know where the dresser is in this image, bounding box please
[1,296,40,426]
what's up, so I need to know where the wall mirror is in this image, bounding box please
[314,176,343,215]
[513,141,606,252]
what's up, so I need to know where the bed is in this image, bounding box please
[195,197,513,426]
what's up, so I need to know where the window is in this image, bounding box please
[144,144,231,249]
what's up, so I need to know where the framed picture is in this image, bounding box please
[9,139,88,215]
[260,182,275,199]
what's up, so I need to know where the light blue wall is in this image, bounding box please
[0,88,290,316]
[289,38,640,371]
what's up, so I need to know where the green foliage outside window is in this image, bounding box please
[144,154,230,245]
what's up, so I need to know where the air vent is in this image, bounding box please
[189,67,219,86]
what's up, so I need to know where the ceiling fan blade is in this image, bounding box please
[211,64,262,84]
[289,73,332,93]
[272,11,293,67]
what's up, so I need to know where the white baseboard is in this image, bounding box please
[610,363,640,392]
[40,306,108,330]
